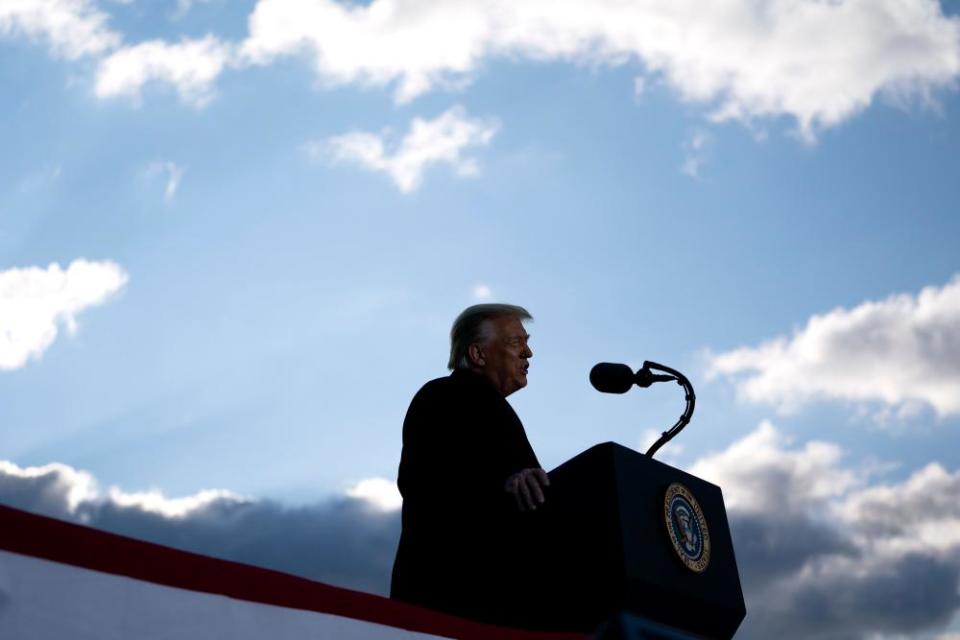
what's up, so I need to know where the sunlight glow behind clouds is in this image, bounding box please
[0,460,248,520]
[707,274,960,417]
[106,487,249,518]
[318,106,499,192]
[0,461,401,593]
[0,460,97,513]
[345,477,402,511]
[0,460,399,520]
[0,259,129,371]
[472,284,492,300]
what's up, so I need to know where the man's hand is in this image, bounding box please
[504,468,550,512]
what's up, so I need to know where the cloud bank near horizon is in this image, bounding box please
[4,423,960,638]
[0,461,401,595]
[3,0,959,138]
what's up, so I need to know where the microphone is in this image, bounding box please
[589,363,634,393]
[589,359,695,459]
[590,362,676,393]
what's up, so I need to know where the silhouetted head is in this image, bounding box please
[449,304,533,397]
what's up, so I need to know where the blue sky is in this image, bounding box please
[2,1,960,638]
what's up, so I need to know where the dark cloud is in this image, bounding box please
[798,553,960,636]
[729,512,857,587]
[0,463,80,522]
[692,425,960,640]
[89,498,400,595]
[733,512,960,639]
[5,441,960,640]
[0,463,399,596]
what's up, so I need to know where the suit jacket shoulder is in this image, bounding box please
[397,370,538,502]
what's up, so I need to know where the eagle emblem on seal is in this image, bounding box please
[664,482,711,573]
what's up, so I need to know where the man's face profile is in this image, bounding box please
[472,315,533,397]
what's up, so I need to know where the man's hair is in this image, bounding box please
[448,303,533,370]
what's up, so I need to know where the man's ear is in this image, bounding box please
[468,343,485,367]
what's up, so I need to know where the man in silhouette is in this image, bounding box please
[391,304,549,625]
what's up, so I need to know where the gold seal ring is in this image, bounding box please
[663,482,711,573]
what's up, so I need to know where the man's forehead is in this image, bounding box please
[492,315,529,336]
[496,318,529,338]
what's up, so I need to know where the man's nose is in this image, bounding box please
[523,345,533,358]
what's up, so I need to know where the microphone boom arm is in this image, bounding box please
[642,360,696,459]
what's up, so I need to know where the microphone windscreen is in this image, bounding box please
[590,363,635,394]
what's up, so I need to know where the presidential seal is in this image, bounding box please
[664,482,711,573]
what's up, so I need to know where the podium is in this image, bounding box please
[530,442,746,638]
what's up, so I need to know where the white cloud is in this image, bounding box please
[691,422,960,639]
[240,0,960,136]
[0,459,247,520]
[106,487,245,518]
[472,284,492,300]
[0,4,229,108]
[0,259,129,371]
[0,0,120,60]
[681,129,711,178]
[320,106,499,192]
[632,76,646,100]
[6,1,958,133]
[0,460,400,520]
[691,420,859,514]
[146,161,185,201]
[707,275,960,417]
[95,35,233,107]
[0,460,98,514]
[345,477,402,511]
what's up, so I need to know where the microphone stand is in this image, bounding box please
[642,361,696,459]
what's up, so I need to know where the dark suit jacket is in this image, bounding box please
[390,368,541,624]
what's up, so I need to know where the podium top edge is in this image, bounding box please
[567,442,723,493]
